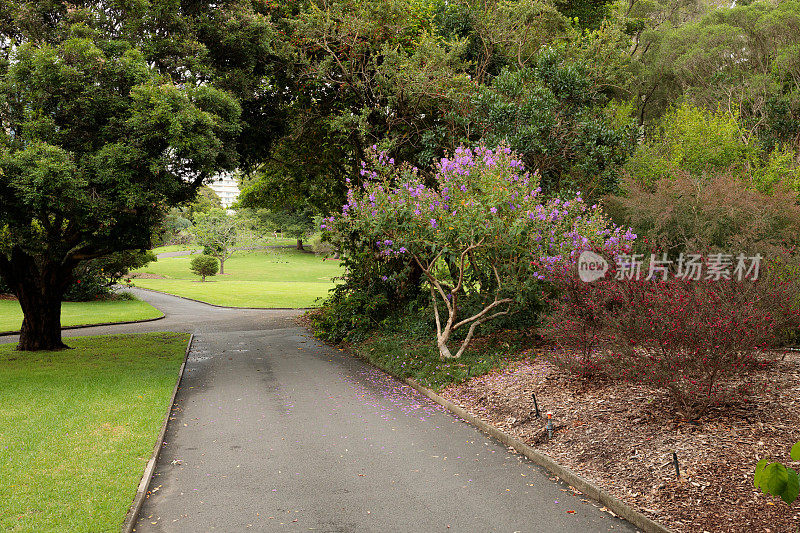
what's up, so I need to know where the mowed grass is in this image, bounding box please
[0,299,163,333]
[132,249,342,307]
[151,236,298,255]
[0,333,189,532]
[151,244,201,254]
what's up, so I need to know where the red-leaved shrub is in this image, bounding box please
[542,250,800,418]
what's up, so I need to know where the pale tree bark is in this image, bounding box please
[415,240,513,360]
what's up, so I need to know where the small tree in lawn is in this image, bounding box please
[190,255,219,282]
[192,209,237,274]
[325,145,629,360]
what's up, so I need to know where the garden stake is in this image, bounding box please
[546,411,553,440]
[532,393,540,418]
[672,451,680,479]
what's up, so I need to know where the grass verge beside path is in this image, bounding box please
[0,333,189,532]
[133,249,342,307]
[0,298,163,333]
[352,329,530,391]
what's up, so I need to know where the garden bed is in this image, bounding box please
[440,352,800,533]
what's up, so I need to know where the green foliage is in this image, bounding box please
[0,18,240,349]
[634,0,800,145]
[472,48,637,196]
[189,255,219,282]
[754,441,800,505]
[353,327,527,391]
[554,0,613,30]
[153,208,193,246]
[312,290,392,344]
[611,102,800,255]
[624,103,764,188]
[186,186,224,219]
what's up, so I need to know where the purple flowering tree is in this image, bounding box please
[324,145,633,360]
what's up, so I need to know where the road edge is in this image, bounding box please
[120,333,194,533]
[401,376,673,533]
[0,313,165,337]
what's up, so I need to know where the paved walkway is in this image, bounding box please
[1,290,637,532]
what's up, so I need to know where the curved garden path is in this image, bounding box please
[1,290,636,532]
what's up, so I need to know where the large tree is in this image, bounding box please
[0,27,240,350]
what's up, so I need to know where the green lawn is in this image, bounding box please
[132,249,341,307]
[0,299,163,333]
[0,333,189,532]
[151,235,298,255]
[151,244,202,254]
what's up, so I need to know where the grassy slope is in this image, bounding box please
[0,299,163,332]
[0,333,189,532]
[355,330,528,391]
[133,249,341,307]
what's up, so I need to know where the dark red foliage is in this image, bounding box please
[542,249,800,418]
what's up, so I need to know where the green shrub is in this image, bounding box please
[625,103,757,189]
[63,250,156,301]
[190,255,219,281]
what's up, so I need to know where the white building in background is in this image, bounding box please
[209,171,241,209]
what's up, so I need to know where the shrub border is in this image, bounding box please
[120,333,193,533]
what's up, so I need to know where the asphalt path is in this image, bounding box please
[1,290,638,533]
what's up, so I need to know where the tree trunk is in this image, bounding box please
[0,249,72,351]
[17,290,67,351]
[296,238,304,251]
[218,256,225,275]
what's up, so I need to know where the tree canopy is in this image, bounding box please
[0,23,240,349]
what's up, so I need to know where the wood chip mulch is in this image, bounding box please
[440,352,800,533]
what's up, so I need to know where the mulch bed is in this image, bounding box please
[440,352,800,533]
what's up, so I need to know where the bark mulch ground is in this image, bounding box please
[440,352,800,533]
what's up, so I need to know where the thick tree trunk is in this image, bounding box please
[0,249,71,351]
[296,238,304,251]
[219,256,225,275]
[17,290,67,351]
